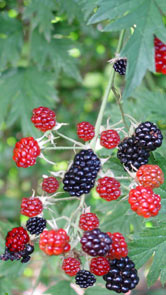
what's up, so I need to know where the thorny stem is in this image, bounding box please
[44,146,83,150]
[55,131,84,147]
[112,86,129,131]
[91,29,125,149]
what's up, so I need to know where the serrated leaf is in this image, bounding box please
[0,13,23,68]
[76,0,97,20]
[56,0,81,23]
[30,31,81,82]
[0,67,57,135]
[129,224,166,286]
[99,201,144,236]
[88,0,166,98]
[23,0,55,41]
[44,281,77,295]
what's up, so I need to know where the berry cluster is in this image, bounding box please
[4,104,165,293]
[63,149,101,197]
[117,122,163,171]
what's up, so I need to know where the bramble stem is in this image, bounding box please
[56,131,84,147]
[44,146,82,150]
[91,30,125,149]
[112,86,129,131]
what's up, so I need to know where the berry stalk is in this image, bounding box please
[91,29,125,149]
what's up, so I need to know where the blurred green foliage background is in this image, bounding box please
[0,0,166,294]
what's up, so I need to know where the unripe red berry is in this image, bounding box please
[21,197,43,217]
[13,137,40,168]
[100,130,120,149]
[90,257,110,276]
[79,213,99,231]
[106,232,128,260]
[77,122,95,141]
[128,186,161,218]
[31,106,56,132]
[62,257,81,276]
[39,229,70,256]
[42,177,59,193]
[136,164,164,189]
[6,227,29,252]
[155,37,166,74]
[96,176,121,201]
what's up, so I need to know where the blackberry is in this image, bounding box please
[80,228,112,257]
[117,136,150,171]
[135,121,163,151]
[0,247,22,261]
[0,244,34,263]
[26,217,46,235]
[75,270,96,288]
[113,59,127,75]
[20,244,34,257]
[103,256,139,293]
[21,255,31,263]
[63,149,101,197]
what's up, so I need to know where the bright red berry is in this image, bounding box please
[62,257,81,276]
[31,106,56,132]
[6,227,29,252]
[136,164,164,189]
[100,130,120,149]
[96,176,121,201]
[42,177,59,193]
[21,197,43,217]
[90,257,110,276]
[13,137,40,168]
[154,37,166,74]
[128,185,161,218]
[106,232,128,260]
[39,229,70,256]
[79,213,99,231]
[77,122,95,141]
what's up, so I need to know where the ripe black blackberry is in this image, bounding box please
[26,217,46,235]
[0,244,34,263]
[103,256,139,293]
[80,228,112,257]
[135,121,163,151]
[75,270,96,288]
[113,59,127,75]
[117,136,150,171]
[63,149,101,197]
[0,247,22,261]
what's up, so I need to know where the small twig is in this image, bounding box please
[112,86,129,131]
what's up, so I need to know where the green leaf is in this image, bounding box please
[44,281,77,295]
[76,0,98,20]
[0,67,57,135]
[129,224,166,286]
[88,0,166,98]
[56,0,81,23]
[23,0,55,41]
[98,200,144,236]
[0,13,23,68]
[30,31,81,82]
[85,286,115,295]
